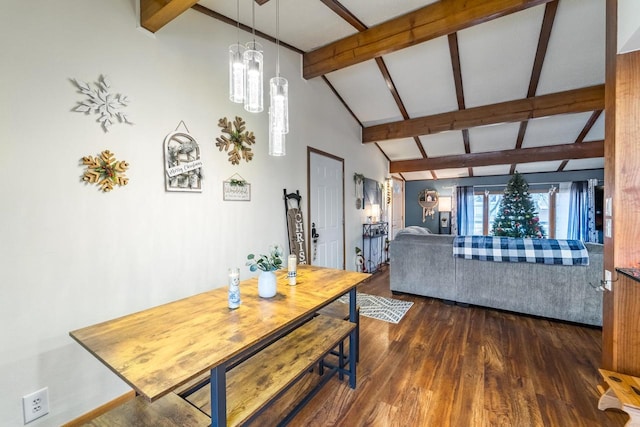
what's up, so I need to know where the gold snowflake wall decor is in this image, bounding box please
[82,150,129,192]
[215,116,255,165]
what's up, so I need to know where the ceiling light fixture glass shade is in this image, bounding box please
[269,109,286,156]
[229,0,244,104]
[268,0,288,157]
[243,41,263,113]
[269,76,288,134]
[229,43,245,103]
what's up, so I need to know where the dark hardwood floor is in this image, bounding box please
[285,266,627,427]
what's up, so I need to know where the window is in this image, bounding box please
[462,181,603,242]
[553,182,571,239]
[472,188,555,237]
[530,192,550,235]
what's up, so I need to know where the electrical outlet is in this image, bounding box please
[22,387,49,424]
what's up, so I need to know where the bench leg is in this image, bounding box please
[338,341,345,381]
[355,314,360,363]
[210,366,226,427]
[348,288,357,389]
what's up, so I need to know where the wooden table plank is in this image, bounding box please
[69,265,369,401]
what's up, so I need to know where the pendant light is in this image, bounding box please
[228,0,245,103]
[243,0,263,113]
[268,0,288,156]
[269,115,286,156]
[270,77,288,134]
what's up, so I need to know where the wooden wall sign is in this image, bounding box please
[284,190,308,265]
[286,209,307,264]
[223,174,250,201]
[164,124,203,192]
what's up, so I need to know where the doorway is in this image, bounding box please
[390,177,405,239]
[308,148,345,269]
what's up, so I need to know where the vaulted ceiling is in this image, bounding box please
[141,0,606,181]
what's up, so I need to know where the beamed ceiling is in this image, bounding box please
[140,0,606,181]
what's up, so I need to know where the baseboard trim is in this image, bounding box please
[61,390,136,426]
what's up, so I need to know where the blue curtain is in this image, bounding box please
[568,181,589,241]
[456,186,475,235]
[587,179,599,242]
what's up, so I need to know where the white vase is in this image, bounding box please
[258,270,277,298]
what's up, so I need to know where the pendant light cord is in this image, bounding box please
[251,0,256,46]
[236,0,240,45]
[276,0,280,77]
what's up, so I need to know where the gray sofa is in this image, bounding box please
[389,233,604,326]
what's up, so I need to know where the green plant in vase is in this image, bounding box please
[246,245,284,298]
[246,244,284,272]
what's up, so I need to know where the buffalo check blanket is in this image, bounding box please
[453,236,589,266]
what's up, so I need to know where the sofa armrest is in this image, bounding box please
[389,234,456,300]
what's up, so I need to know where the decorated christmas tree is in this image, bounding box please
[492,172,545,238]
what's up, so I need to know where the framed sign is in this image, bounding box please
[223,174,251,201]
[163,123,203,192]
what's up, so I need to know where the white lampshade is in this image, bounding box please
[439,196,452,212]
[372,204,381,221]
[228,43,245,103]
[243,41,263,113]
[269,76,288,134]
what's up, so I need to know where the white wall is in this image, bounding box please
[0,1,387,424]
[618,0,640,53]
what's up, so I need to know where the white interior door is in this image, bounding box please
[391,177,405,239]
[309,149,344,269]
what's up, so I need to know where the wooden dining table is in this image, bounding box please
[70,264,370,426]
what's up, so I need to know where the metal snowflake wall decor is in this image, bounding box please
[72,75,131,132]
[82,150,129,192]
[215,116,255,165]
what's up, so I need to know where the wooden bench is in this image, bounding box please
[180,314,356,426]
[599,368,640,426]
[82,392,209,426]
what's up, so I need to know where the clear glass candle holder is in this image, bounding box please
[228,268,240,309]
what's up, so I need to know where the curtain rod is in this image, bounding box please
[474,182,559,188]
[472,179,603,188]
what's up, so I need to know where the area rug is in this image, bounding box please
[337,293,413,324]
